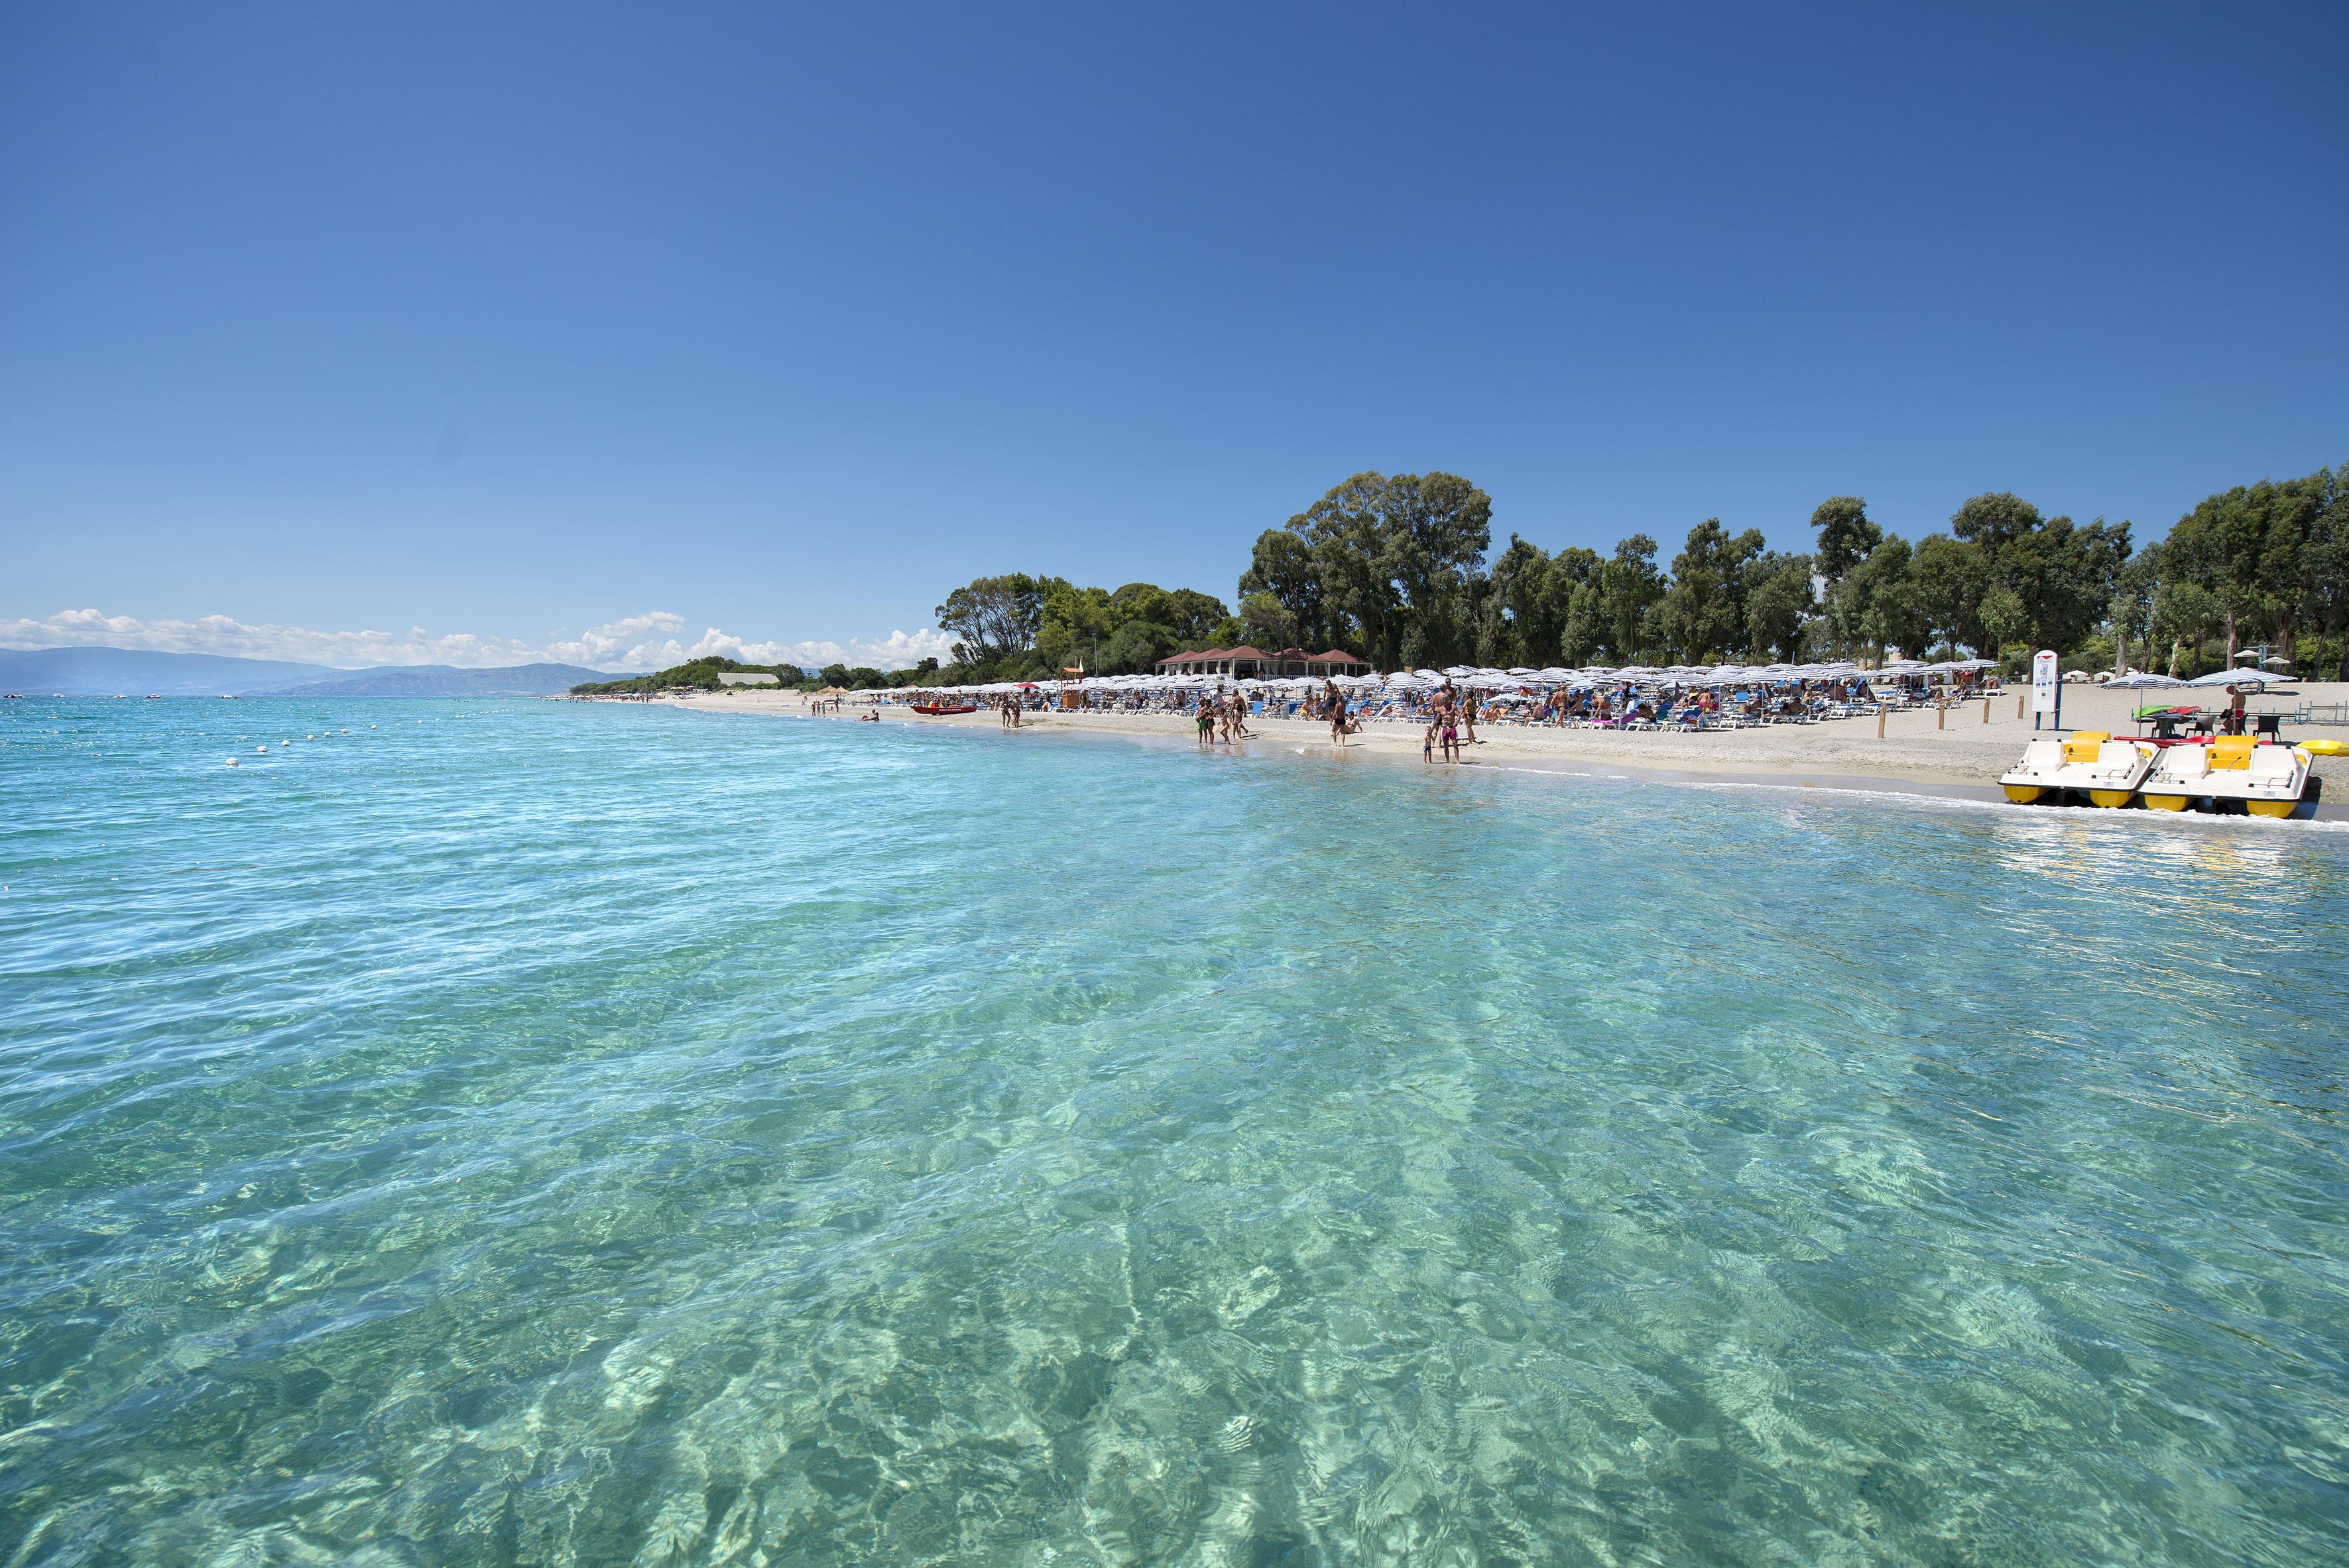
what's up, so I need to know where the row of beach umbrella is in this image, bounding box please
[882,657,1998,699]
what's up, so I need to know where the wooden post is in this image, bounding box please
[1982,696,1990,723]
[1878,705,1886,738]
[2017,694,2025,719]
[1937,700,1945,729]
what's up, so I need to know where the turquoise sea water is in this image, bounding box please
[3,698,2347,1565]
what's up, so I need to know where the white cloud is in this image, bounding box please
[0,609,955,673]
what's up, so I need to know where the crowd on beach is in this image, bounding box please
[812,658,2004,758]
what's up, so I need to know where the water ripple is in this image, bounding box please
[2,698,2346,1565]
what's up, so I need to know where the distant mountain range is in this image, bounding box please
[0,646,615,697]
[274,663,613,697]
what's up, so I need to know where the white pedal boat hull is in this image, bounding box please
[1998,735,2154,807]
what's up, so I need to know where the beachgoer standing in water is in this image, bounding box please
[1327,684,1348,747]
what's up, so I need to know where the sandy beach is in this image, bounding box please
[673,680,2349,806]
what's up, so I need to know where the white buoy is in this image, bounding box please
[225,756,239,766]
[255,745,267,754]
[341,729,349,734]
[280,740,289,747]
[369,724,377,729]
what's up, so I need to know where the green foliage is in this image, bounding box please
[1237,529,1333,648]
[570,656,800,695]
[1825,536,1917,658]
[1909,534,1988,656]
[935,575,1047,667]
[1744,553,1819,664]
[1237,590,1297,650]
[1101,621,1178,673]
[2160,472,2344,674]
[1288,471,1492,670]
[924,464,2349,682]
[1659,519,1766,662]
[1598,535,1665,663]
[1811,497,1881,584]
[938,571,1231,678]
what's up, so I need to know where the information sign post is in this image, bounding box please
[2031,650,2060,732]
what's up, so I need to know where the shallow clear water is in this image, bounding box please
[3,698,2347,1565]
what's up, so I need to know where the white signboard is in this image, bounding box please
[2031,650,2059,715]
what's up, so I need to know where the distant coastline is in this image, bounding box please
[0,646,616,697]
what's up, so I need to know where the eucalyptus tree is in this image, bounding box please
[1909,534,1988,658]
[1478,534,1579,668]
[2110,548,2159,675]
[2165,488,2266,667]
[1384,471,1495,668]
[1593,535,1665,664]
[1811,496,1882,586]
[1237,528,1333,650]
[936,574,1047,666]
[1288,471,1492,669]
[1659,518,1766,661]
[1827,536,1917,662]
[1291,473,1404,668]
[2299,467,2348,678]
[1744,552,1819,663]
[1236,591,1299,651]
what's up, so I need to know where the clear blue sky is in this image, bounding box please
[3,2,2344,668]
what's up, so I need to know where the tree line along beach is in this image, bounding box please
[573,465,2349,808]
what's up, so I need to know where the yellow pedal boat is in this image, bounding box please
[1998,732,2155,807]
[2140,738,2318,818]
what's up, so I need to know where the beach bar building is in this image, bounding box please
[1155,646,1370,679]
